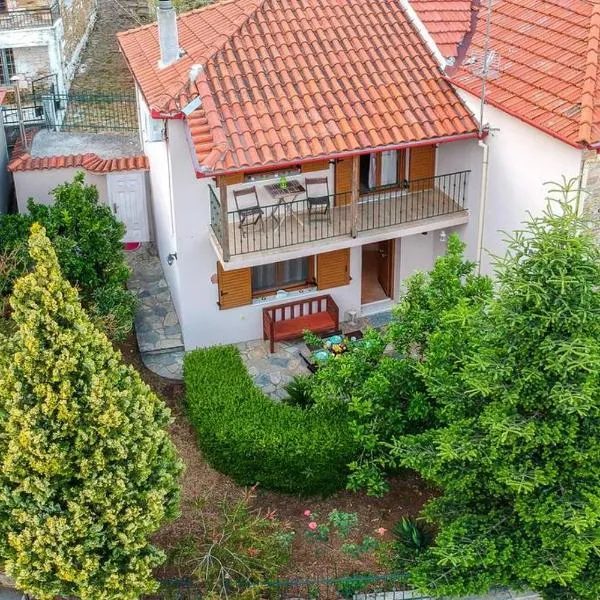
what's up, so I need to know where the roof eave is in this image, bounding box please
[195,130,484,178]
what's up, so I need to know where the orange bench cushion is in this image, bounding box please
[272,312,336,340]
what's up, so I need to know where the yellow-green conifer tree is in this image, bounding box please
[0,224,182,600]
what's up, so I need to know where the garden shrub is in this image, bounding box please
[184,346,357,496]
[0,173,136,340]
[0,224,182,600]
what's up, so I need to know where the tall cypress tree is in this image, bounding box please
[394,193,600,599]
[0,224,182,599]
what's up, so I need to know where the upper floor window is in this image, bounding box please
[0,48,15,86]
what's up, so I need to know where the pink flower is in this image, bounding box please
[375,527,388,536]
[303,510,312,517]
[308,521,318,530]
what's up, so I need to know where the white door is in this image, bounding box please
[107,172,150,243]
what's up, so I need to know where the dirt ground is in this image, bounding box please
[117,334,434,580]
[70,0,145,94]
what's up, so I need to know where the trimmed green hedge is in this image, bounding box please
[184,346,356,496]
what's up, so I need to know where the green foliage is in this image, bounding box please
[309,234,492,496]
[184,346,357,496]
[0,173,136,340]
[0,224,182,600]
[303,509,382,559]
[282,374,315,408]
[392,188,600,599]
[166,489,293,597]
[390,518,433,570]
[334,573,372,599]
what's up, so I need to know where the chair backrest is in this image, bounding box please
[305,177,329,199]
[233,186,260,212]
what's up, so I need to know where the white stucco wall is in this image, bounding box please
[137,89,183,317]
[437,137,485,262]
[457,90,583,274]
[13,167,107,212]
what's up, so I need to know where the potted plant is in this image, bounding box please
[278,175,288,191]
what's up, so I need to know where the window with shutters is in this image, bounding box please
[251,257,313,295]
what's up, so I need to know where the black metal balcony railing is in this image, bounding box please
[0,4,59,30]
[210,170,470,259]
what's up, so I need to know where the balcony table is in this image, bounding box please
[264,180,306,232]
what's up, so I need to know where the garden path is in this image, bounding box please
[125,244,185,380]
[125,243,392,392]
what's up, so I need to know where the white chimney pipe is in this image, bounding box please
[157,0,181,68]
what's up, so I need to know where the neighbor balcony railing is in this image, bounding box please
[0,3,59,30]
[210,170,470,259]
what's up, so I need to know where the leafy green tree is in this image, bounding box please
[0,224,182,600]
[393,192,600,598]
[310,234,492,495]
[0,172,136,340]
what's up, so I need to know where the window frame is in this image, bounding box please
[0,48,15,86]
[251,256,315,297]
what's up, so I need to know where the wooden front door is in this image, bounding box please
[376,239,395,298]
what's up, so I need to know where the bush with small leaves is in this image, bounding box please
[0,224,182,600]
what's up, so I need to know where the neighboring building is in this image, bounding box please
[8,129,150,238]
[412,0,600,270]
[116,0,487,349]
[0,90,11,212]
[0,0,97,94]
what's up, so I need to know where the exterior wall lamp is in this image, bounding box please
[167,252,177,265]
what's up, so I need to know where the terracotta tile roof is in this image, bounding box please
[118,0,479,174]
[412,0,600,148]
[411,0,474,57]
[8,152,149,173]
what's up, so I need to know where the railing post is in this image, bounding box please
[350,154,360,237]
[219,183,231,262]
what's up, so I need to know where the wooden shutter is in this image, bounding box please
[302,160,329,173]
[316,249,350,290]
[409,145,436,190]
[397,149,407,184]
[335,158,353,205]
[216,262,252,309]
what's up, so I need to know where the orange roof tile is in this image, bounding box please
[413,0,600,148]
[118,0,479,174]
[8,152,149,173]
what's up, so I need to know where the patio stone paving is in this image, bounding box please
[236,312,393,399]
[125,244,392,392]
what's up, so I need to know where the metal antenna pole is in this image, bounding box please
[478,0,493,134]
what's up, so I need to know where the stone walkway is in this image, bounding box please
[125,244,185,380]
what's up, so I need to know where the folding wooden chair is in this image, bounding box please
[305,177,331,222]
[233,186,264,236]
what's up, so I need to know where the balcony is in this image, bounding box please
[0,4,59,30]
[210,170,470,262]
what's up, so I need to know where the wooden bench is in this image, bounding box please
[263,294,340,353]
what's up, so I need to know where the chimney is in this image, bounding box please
[157,0,180,68]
